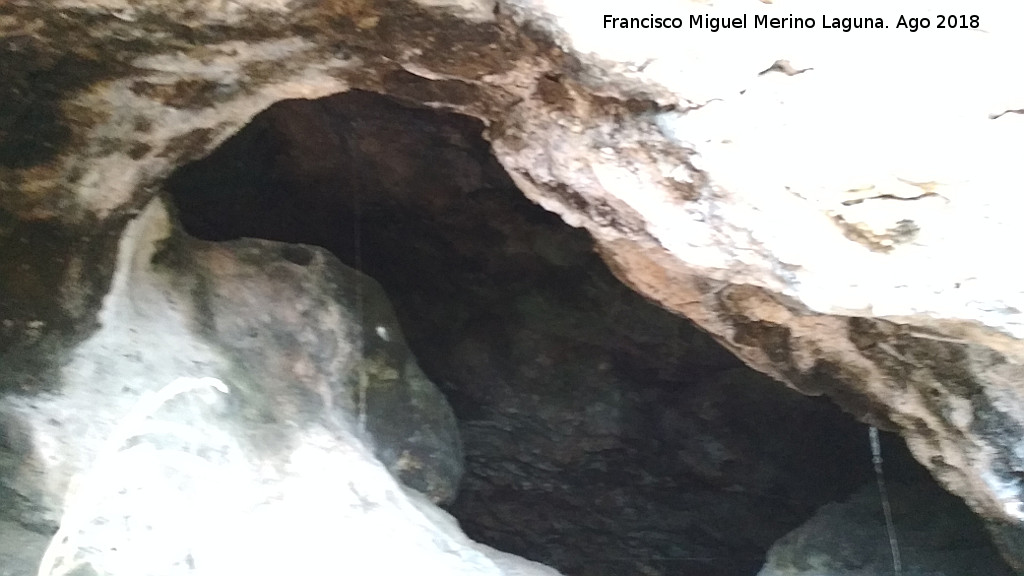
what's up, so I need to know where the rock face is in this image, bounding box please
[486,5,1024,562]
[0,199,546,575]
[758,481,1013,576]
[163,89,906,575]
[2,0,1024,573]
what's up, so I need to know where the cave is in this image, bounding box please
[159,90,999,576]
[3,1,1024,573]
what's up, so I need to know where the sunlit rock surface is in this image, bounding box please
[0,202,522,575]
[494,1,1024,561]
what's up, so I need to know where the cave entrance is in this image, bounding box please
[165,90,945,576]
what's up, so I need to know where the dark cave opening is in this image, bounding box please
[165,90,945,576]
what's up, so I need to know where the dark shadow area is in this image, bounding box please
[165,90,940,575]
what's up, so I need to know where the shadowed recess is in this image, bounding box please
[165,90,988,576]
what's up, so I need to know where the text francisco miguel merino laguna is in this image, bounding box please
[603,13,887,32]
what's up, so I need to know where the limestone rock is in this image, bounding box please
[0,200,525,575]
[758,481,1013,576]
[164,90,894,574]
[488,3,1024,557]
[0,519,49,576]
[2,0,1024,569]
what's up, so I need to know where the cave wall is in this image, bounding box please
[2,0,1024,570]
[490,2,1024,550]
[165,90,903,575]
[0,196,557,575]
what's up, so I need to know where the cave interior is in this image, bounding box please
[163,90,990,576]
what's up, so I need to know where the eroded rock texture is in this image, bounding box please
[488,5,1024,563]
[1,0,1023,573]
[163,90,1012,575]
[758,480,1014,576]
[0,200,535,575]
[165,91,878,575]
